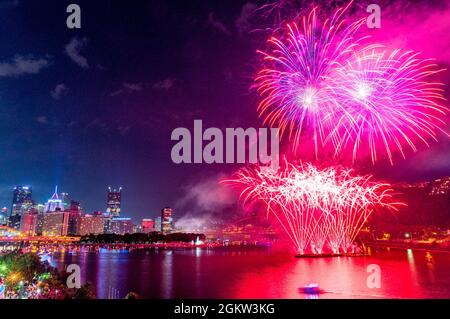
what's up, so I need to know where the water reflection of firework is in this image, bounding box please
[227,161,404,255]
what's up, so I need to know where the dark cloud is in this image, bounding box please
[35,116,49,124]
[152,78,175,91]
[0,55,50,77]
[208,12,231,35]
[110,82,144,96]
[64,37,89,68]
[50,83,69,100]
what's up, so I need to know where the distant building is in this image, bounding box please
[79,214,105,236]
[35,212,45,236]
[42,211,70,237]
[141,219,155,233]
[0,207,7,226]
[9,186,33,229]
[103,214,113,234]
[106,187,122,217]
[110,218,134,235]
[67,200,82,236]
[69,200,82,212]
[67,212,81,236]
[35,203,45,214]
[161,207,173,234]
[31,204,46,235]
[155,217,162,232]
[44,186,65,212]
[61,193,71,211]
[20,211,39,236]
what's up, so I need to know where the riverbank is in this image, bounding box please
[367,241,450,253]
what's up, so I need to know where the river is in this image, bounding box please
[50,247,450,299]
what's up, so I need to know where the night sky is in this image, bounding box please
[0,0,449,223]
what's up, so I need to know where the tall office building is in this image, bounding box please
[79,214,105,236]
[155,217,162,232]
[106,187,122,217]
[67,200,82,236]
[20,211,39,236]
[36,212,45,236]
[0,207,7,226]
[69,200,81,212]
[9,186,33,229]
[103,214,113,234]
[42,212,70,237]
[161,207,173,235]
[61,193,71,211]
[44,186,65,212]
[110,218,135,235]
[141,219,155,233]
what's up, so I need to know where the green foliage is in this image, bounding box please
[0,252,97,299]
[0,252,46,286]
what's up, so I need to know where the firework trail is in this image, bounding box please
[226,161,403,255]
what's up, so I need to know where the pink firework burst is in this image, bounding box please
[226,161,403,255]
[330,48,449,164]
[256,3,367,155]
[255,3,449,163]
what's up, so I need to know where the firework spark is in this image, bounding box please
[227,161,403,255]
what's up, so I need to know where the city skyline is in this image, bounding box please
[0,184,176,224]
[0,183,178,236]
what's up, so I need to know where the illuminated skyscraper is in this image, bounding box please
[110,218,135,235]
[61,192,71,211]
[141,219,155,233]
[155,217,162,232]
[161,207,173,235]
[36,212,45,236]
[42,211,70,236]
[9,186,33,229]
[79,214,105,236]
[44,186,65,212]
[0,207,7,226]
[67,200,82,236]
[20,211,39,236]
[106,187,122,217]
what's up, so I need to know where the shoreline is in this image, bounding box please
[367,241,450,254]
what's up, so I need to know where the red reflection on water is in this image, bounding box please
[52,247,450,299]
[233,250,441,299]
